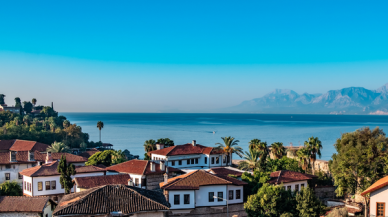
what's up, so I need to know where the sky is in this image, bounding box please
[1,1,388,112]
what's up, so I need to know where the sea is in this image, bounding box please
[61,113,388,161]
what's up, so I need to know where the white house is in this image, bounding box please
[0,196,56,217]
[106,159,182,190]
[160,169,247,215]
[20,155,105,202]
[268,170,317,191]
[148,140,230,170]
[361,176,388,217]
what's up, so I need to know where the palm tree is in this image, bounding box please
[32,98,37,107]
[238,147,261,171]
[144,139,156,152]
[248,139,261,149]
[23,115,31,126]
[270,142,285,159]
[47,141,71,153]
[296,147,310,171]
[216,136,243,166]
[97,121,104,142]
[304,137,322,174]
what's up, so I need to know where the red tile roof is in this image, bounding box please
[0,196,53,213]
[34,152,88,163]
[0,140,15,150]
[160,170,247,190]
[361,175,388,196]
[74,174,130,189]
[106,159,181,175]
[268,170,317,184]
[148,143,224,156]
[9,140,49,152]
[79,149,100,158]
[20,161,106,177]
[209,167,244,177]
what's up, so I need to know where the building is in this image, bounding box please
[78,148,100,158]
[100,143,113,150]
[53,184,170,217]
[74,173,130,192]
[208,167,245,179]
[0,139,49,184]
[148,140,229,169]
[268,170,317,191]
[160,170,247,216]
[361,176,388,217]
[0,104,21,114]
[20,158,106,202]
[0,196,56,217]
[106,159,182,190]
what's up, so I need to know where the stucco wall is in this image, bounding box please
[227,185,244,204]
[195,185,227,207]
[281,180,308,191]
[370,185,388,217]
[168,203,247,217]
[168,190,195,209]
[0,163,36,184]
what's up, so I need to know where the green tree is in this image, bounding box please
[216,136,243,166]
[57,155,76,194]
[297,147,311,171]
[143,139,156,152]
[23,101,33,114]
[63,120,70,128]
[13,116,21,126]
[249,139,261,150]
[32,98,37,106]
[241,170,271,197]
[238,147,261,171]
[0,94,5,105]
[97,121,104,142]
[157,138,174,147]
[266,156,304,173]
[304,137,322,173]
[0,180,23,196]
[329,127,388,212]
[47,141,71,153]
[14,97,22,108]
[23,115,31,126]
[86,150,126,166]
[40,106,58,117]
[295,186,324,217]
[271,142,286,159]
[80,142,87,152]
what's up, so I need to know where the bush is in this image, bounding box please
[327,207,348,217]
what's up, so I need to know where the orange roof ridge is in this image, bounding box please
[164,145,177,156]
[142,160,150,175]
[361,175,388,196]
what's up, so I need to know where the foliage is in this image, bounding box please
[329,127,388,208]
[216,136,243,165]
[32,98,37,106]
[266,156,304,173]
[157,138,174,147]
[297,147,311,171]
[0,181,23,196]
[326,207,348,217]
[249,139,261,149]
[280,213,294,217]
[241,170,271,197]
[271,142,286,159]
[144,139,156,152]
[0,94,5,105]
[23,101,33,114]
[40,106,58,118]
[239,147,261,171]
[304,137,322,172]
[97,121,104,142]
[47,141,71,153]
[14,97,22,108]
[314,170,333,186]
[295,186,325,217]
[144,153,151,160]
[244,183,297,217]
[57,155,76,194]
[80,142,87,152]
[86,150,127,166]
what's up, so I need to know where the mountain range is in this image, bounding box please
[225,83,388,114]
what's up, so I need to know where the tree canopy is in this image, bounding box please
[47,141,71,153]
[0,181,23,196]
[86,150,127,166]
[157,138,174,147]
[57,155,76,194]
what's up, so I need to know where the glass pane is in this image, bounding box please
[174,195,180,205]
[229,190,233,200]
[184,194,190,204]
[236,190,241,199]
[209,192,214,202]
[38,182,43,191]
[218,192,223,201]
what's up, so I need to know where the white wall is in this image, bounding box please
[151,154,168,161]
[133,211,165,217]
[23,176,32,196]
[106,171,146,188]
[168,190,195,209]
[195,185,227,207]
[227,185,244,204]
[43,201,53,217]
[0,163,37,184]
[370,185,388,217]
[281,180,308,192]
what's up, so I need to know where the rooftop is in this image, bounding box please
[79,148,100,158]
[148,143,224,157]
[268,170,317,184]
[0,196,54,213]
[361,175,388,196]
[74,174,130,189]
[106,159,181,175]
[20,161,106,177]
[0,139,49,152]
[53,185,169,216]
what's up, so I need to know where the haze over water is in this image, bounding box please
[62,113,388,161]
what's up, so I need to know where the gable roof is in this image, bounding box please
[79,149,100,158]
[20,161,106,177]
[361,176,388,196]
[209,167,244,177]
[53,184,169,216]
[34,152,88,163]
[148,143,224,157]
[0,139,49,152]
[0,140,15,150]
[74,174,130,189]
[106,159,181,175]
[160,170,247,190]
[0,196,53,213]
[268,170,317,184]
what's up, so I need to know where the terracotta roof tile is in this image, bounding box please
[160,170,246,190]
[106,159,181,175]
[74,174,130,189]
[53,185,169,216]
[20,161,105,177]
[34,152,88,163]
[149,143,224,156]
[0,151,41,165]
[361,175,388,196]
[0,140,15,150]
[0,196,52,213]
[268,170,317,184]
[79,149,100,158]
[209,167,243,177]
[9,140,49,152]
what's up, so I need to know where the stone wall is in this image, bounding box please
[0,212,41,217]
[168,203,247,217]
[315,186,336,202]
[146,173,175,190]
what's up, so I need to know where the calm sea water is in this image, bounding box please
[61,113,388,161]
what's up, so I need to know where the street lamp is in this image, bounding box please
[213,195,228,217]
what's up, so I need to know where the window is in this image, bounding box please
[174,195,180,205]
[209,192,214,202]
[216,157,220,164]
[184,194,190,204]
[211,157,215,164]
[217,192,223,201]
[172,161,175,166]
[30,152,35,161]
[195,158,198,164]
[135,178,139,187]
[236,190,241,199]
[204,157,207,164]
[18,173,23,179]
[179,160,182,165]
[27,182,29,192]
[187,159,190,165]
[287,186,291,190]
[51,181,56,190]
[377,203,385,217]
[191,159,194,164]
[30,183,32,192]
[45,181,51,190]
[10,151,16,161]
[5,165,11,169]
[223,156,226,163]
[5,173,10,180]
[38,182,43,191]
[227,155,230,164]
[295,184,299,192]
[229,190,234,200]
[141,178,147,187]
[301,184,305,189]
[24,181,26,190]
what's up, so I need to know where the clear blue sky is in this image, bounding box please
[1,1,388,112]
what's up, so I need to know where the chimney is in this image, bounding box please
[45,152,53,164]
[192,140,196,146]
[10,151,16,162]
[156,144,164,150]
[128,178,134,186]
[160,161,165,171]
[150,162,155,172]
[164,173,168,185]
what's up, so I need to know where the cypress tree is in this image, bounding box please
[57,155,76,194]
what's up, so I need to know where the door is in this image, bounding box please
[377,202,385,217]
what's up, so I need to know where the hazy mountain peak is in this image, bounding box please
[376,83,388,93]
